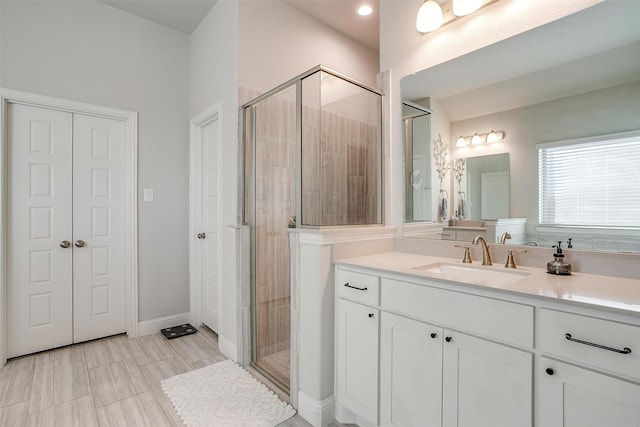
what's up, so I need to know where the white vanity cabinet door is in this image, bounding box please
[337,298,380,426]
[538,358,640,427]
[442,331,533,427]
[380,312,443,427]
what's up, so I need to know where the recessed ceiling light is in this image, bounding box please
[357,5,373,16]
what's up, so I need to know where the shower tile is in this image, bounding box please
[347,145,366,176]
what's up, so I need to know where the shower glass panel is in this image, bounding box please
[250,85,297,388]
[301,71,382,225]
[244,66,383,393]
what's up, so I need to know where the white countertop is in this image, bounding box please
[336,252,640,316]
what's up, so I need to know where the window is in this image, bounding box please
[538,132,640,229]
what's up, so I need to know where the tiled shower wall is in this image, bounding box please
[302,107,380,226]
[251,89,296,361]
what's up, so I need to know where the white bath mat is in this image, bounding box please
[162,359,296,427]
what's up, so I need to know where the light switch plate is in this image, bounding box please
[143,188,154,202]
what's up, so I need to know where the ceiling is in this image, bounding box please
[284,0,379,51]
[98,0,218,34]
[97,0,379,51]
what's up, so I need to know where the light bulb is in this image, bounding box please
[453,0,482,16]
[487,130,500,143]
[456,136,467,147]
[416,0,443,33]
[471,133,482,145]
[357,5,373,16]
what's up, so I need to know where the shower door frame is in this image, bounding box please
[243,81,301,394]
[241,65,384,399]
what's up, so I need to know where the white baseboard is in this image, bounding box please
[297,391,335,427]
[137,312,191,336]
[218,333,237,361]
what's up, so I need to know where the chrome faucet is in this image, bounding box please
[472,235,492,266]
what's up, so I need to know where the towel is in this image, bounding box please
[458,196,466,219]
[441,196,447,221]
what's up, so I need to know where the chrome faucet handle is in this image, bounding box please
[505,249,527,269]
[454,245,472,263]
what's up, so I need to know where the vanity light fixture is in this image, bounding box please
[357,4,373,16]
[486,130,504,143]
[456,130,504,147]
[416,1,444,33]
[416,0,499,34]
[453,0,482,16]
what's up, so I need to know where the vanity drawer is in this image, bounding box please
[337,269,380,306]
[382,278,533,348]
[539,309,640,380]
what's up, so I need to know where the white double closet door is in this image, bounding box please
[7,103,127,358]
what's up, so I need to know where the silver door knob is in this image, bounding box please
[60,240,71,248]
[74,240,86,248]
[197,233,206,239]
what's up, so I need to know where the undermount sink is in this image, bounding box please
[413,262,529,285]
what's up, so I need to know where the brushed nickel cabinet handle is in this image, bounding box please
[74,240,85,248]
[197,233,206,239]
[60,240,71,248]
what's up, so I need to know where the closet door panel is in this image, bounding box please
[7,103,74,357]
[72,114,127,342]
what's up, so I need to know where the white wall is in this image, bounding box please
[380,0,604,234]
[237,0,379,92]
[0,0,191,321]
[189,0,240,358]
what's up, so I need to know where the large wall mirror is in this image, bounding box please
[401,1,640,253]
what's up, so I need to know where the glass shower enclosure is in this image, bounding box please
[243,66,382,391]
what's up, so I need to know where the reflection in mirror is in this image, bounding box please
[403,101,432,222]
[455,153,510,221]
[401,1,640,252]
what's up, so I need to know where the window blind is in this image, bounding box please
[538,133,640,228]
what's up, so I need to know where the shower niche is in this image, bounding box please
[243,66,382,391]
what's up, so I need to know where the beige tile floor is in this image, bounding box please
[0,327,351,427]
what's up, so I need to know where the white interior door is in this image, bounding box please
[481,172,509,219]
[72,114,127,342]
[7,104,128,357]
[7,103,74,358]
[201,117,220,332]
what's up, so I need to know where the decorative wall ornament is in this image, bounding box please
[453,158,466,219]
[453,158,465,186]
[433,133,450,221]
[433,133,450,189]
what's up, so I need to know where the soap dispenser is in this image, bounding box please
[547,241,572,275]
